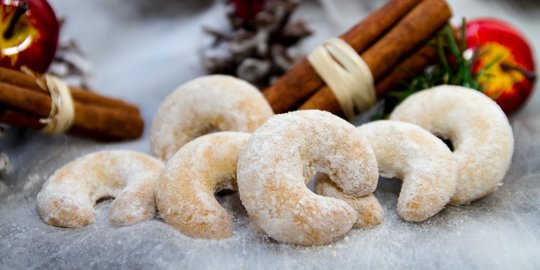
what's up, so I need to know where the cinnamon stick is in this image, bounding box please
[0,109,43,130]
[0,82,144,141]
[375,42,439,96]
[0,67,139,114]
[263,0,422,113]
[299,0,451,114]
[0,108,129,141]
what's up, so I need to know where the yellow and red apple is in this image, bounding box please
[0,0,59,73]
[466,18,536,114]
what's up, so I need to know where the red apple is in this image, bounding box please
[0,0,59,73]
[466,18,536,114]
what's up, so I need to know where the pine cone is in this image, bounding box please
[202,0,312,88]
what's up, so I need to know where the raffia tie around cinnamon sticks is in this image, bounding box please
[0,67,144,141]
[307,38,376,120]
[21,67,75,135]
[263,0,451,116]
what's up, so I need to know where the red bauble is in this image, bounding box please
[230,0,265,20]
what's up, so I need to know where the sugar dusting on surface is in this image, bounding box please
[0,100,538,270]
[237,110,378,245]
[150,75,273,160]
[0,181,8,197]
[390,85,514,204]
[23,174,43,193]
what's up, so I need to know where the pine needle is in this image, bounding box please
[383,18,488,115]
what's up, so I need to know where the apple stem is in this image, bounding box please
[501,63,537,83]
[3,1,29,39]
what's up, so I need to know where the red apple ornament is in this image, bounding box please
[0,0,59,73]
[466,18,536,114]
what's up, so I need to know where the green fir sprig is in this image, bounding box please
[381,18,501,115]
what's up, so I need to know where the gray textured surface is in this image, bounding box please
[1,0,540,269]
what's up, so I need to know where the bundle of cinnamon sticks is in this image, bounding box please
[0,67,144,141]
[263,0,451,115]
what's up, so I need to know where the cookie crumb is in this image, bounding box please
[0,153,12,177]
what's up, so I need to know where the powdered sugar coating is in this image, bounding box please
[390,85,514,205]
[36,150,164,228]
[359,120,458,222]
[156,132,251,239]
[314,174,384,228]
[237,110,378,245]
[150,75,274,160]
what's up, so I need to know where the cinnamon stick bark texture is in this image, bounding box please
[0,82,144,141]
[0,67,139,114]
[263,0,422,113]
[0,109,43,130]
[0,109,110,140]
[300,43,439,113]
[300,0,451,114]
[375,43,438,96]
